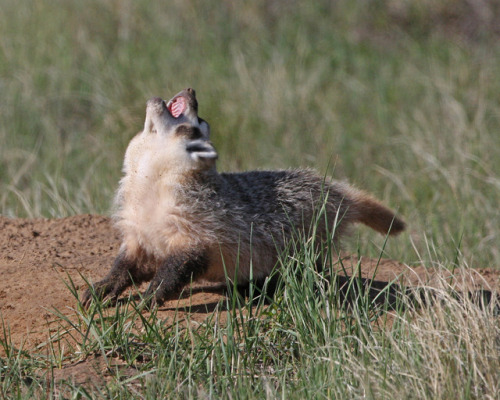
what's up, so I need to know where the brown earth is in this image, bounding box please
[0,214,498,353]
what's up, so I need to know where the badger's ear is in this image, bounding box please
[186,139,218,161]
[198,118,210,139]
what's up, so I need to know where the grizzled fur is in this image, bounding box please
[82,88,405,307]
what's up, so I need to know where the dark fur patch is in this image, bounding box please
[186,88,198,112]
[175,125,204,140]
[144,248,209,305]
[81,251,155,306]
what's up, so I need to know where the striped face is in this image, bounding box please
[141,88,217,163]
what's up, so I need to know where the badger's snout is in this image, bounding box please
[146,97,168,115]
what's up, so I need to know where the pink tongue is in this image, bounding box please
[171,97,186,118]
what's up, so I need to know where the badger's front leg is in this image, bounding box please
[81,251,153,308]
[144,249,209,307]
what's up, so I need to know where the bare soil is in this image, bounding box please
[0,214,498,353]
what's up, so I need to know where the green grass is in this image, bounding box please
[1,243,499,399]
[1,1,500,398]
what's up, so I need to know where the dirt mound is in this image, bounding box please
[0,215,498,350]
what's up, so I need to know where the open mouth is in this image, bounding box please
[166,95,186,118]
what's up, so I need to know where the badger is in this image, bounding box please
[82,88,406,307]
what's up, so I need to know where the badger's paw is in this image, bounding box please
[80,280,118,309]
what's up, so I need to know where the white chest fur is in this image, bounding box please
[115,132,203,258]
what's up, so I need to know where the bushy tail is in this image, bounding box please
[348,188,406,235]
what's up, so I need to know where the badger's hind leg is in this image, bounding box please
[81,251,154,308]
[143,248,209,307]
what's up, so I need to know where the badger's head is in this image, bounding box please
[142,88,217,165]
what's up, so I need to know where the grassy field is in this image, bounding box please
[3,261,499,399]
[1,0,499,398]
